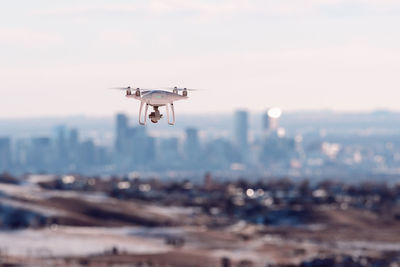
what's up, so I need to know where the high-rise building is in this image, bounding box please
[262,111,270,133]
[129,126,151,165]
[0,137,11,172]
[68,128,79,166]
[115,113,128,154]
[158,137,181,168]
[205,138,239,168]
[184,128,200,161]
[114,114,153,170]
[53,125,68,168]
[79,139,95,168]
[263,108,282,134]
[267,107,282,131]
[234,110,248,152]
[159,137,180,160]
[28,137,53,172]
[146,136,156,162]
[14,139,28,169]
[69,129,79,148]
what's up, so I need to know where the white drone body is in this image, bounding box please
[121,87,191,125]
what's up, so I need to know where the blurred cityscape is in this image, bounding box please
[1,109,400,182]
[1,109,400,266]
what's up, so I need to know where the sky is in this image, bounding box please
[1,0,400,118]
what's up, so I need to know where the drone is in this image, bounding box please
[113,86,196,125]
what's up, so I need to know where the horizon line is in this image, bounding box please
[0,108,398,120]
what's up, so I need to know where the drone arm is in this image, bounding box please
[139,102,148,125]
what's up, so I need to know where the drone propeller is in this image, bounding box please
[110,86,150,91]
[110,86,130,90]
[110,86,201,92]
[167,87,200,91]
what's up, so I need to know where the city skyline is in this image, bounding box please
[2,1,400,118]
[1,109,400,183]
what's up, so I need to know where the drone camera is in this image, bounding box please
[149,109,163,124]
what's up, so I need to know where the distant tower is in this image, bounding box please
[68,128,79,164]
[262,111,270,133]
[69,129,79,148]
[0,137,11,172]
[53,125,68,167]
[29,137,52,172]
[80,140,95,167]
[184,128,200,160]
[234,110,248,152]
[267,107,282,131]
[160,137,180,160]
[115,113,128,154]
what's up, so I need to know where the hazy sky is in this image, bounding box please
[1,0,400,118]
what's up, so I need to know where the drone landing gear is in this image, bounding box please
[139,102,149,125]
[166,103,175,125]
[138,103,175,125]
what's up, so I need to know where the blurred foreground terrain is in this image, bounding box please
[1,173,399,267]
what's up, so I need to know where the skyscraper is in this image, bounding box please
[53,125,68,169]
[115,113,128,154]
[184,128,200,161]
[69,129,79,148]
[267,107,282,131]
[129,126,151,165]
[0,137,11,172]
[263,108,282,134]
[262,111,270,133]
[28,137,53,172]
[68,128,79,166]
[79,139,95,168]
[159,137,180,160]
[234,110,248,153]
